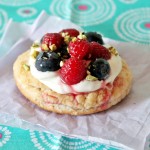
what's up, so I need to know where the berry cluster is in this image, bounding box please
[35,29,111,85]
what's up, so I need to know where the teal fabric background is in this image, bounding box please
[0,0,150,44]
[0,0,150,149]
[0,125,123,150]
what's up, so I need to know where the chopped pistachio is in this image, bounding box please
[49,44,57,51]
[108,46,118,56]
[61,32,68,37]
[32,41,40,48]
[41,44,49,51]
[57,52,61,56]
[31,45,39,48]
[71,37,77,42]
[23,64,30,71]
[77,32,87,40]
[31,50,39,59]
[86,75,98,81]
[64,35,71,44]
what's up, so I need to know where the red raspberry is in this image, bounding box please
[60,58,87,85]
[60,28,79,37]
[90,42,111,60]
[41,33,63,51]
[68,39,91,59]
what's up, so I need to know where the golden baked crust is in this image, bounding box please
[13,50,132,115]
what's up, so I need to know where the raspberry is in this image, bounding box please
[60,28,79,37]
[68,39,91,59]
[60,58,87,85]
[41,33,63,51]
[90,42,111,60]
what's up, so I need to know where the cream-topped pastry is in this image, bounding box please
[13,29,132,115]
[29,44,122,94]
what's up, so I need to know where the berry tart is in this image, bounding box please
[13,29,132,115]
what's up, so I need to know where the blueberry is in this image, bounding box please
[35,52,61,72]
[89,58,110,80]
[59,46,70,59]
[85,32,104,45]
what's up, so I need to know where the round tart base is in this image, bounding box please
[13,51,132,115]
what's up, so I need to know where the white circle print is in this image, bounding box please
[0,126,11,147]
[50,0,116,26]
[17,7,37,18]
[30,130,60,150]
[0,0,40,6]
[114,8,150,44]
[119,0,138,4]
[0,9,8,34]
[29,130,102,150]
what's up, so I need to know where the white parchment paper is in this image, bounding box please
[0,12,150,150]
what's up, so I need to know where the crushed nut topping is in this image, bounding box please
[86,74,98,81]
[64,35,71,44]
[108,46,118,56]
[61,32,68,37]
[49,44,57,51]
[77,32,87,40]
[23,64,30,71]
[31,50,39,59]
[32,41,40,48]
[41,44,49,51]
[71,37,77,42]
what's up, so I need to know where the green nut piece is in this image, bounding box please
[86,74,98,81]
[31,50,39,59]
[49,44,57,51]
[64,35,71,44]
[41,44,49,51]
[23,64,30,71]
[77,32,87,40]
[108,46,118,56]
[32,43,39,48]
[71,37,77,42]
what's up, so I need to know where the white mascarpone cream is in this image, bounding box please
[29,44,122,94]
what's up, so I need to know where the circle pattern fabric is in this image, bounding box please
[50,0,116,26]
[0,0,150,45]
[29,130,119,150]
[0,126,11,147]
[0,125,123,150]
[0,0,40,6]
[17,7,37,18]
[114,8,150,44]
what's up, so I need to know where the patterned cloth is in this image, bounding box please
[0,125,123,150]
[0,0,150,44]
[0,0,150,149]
